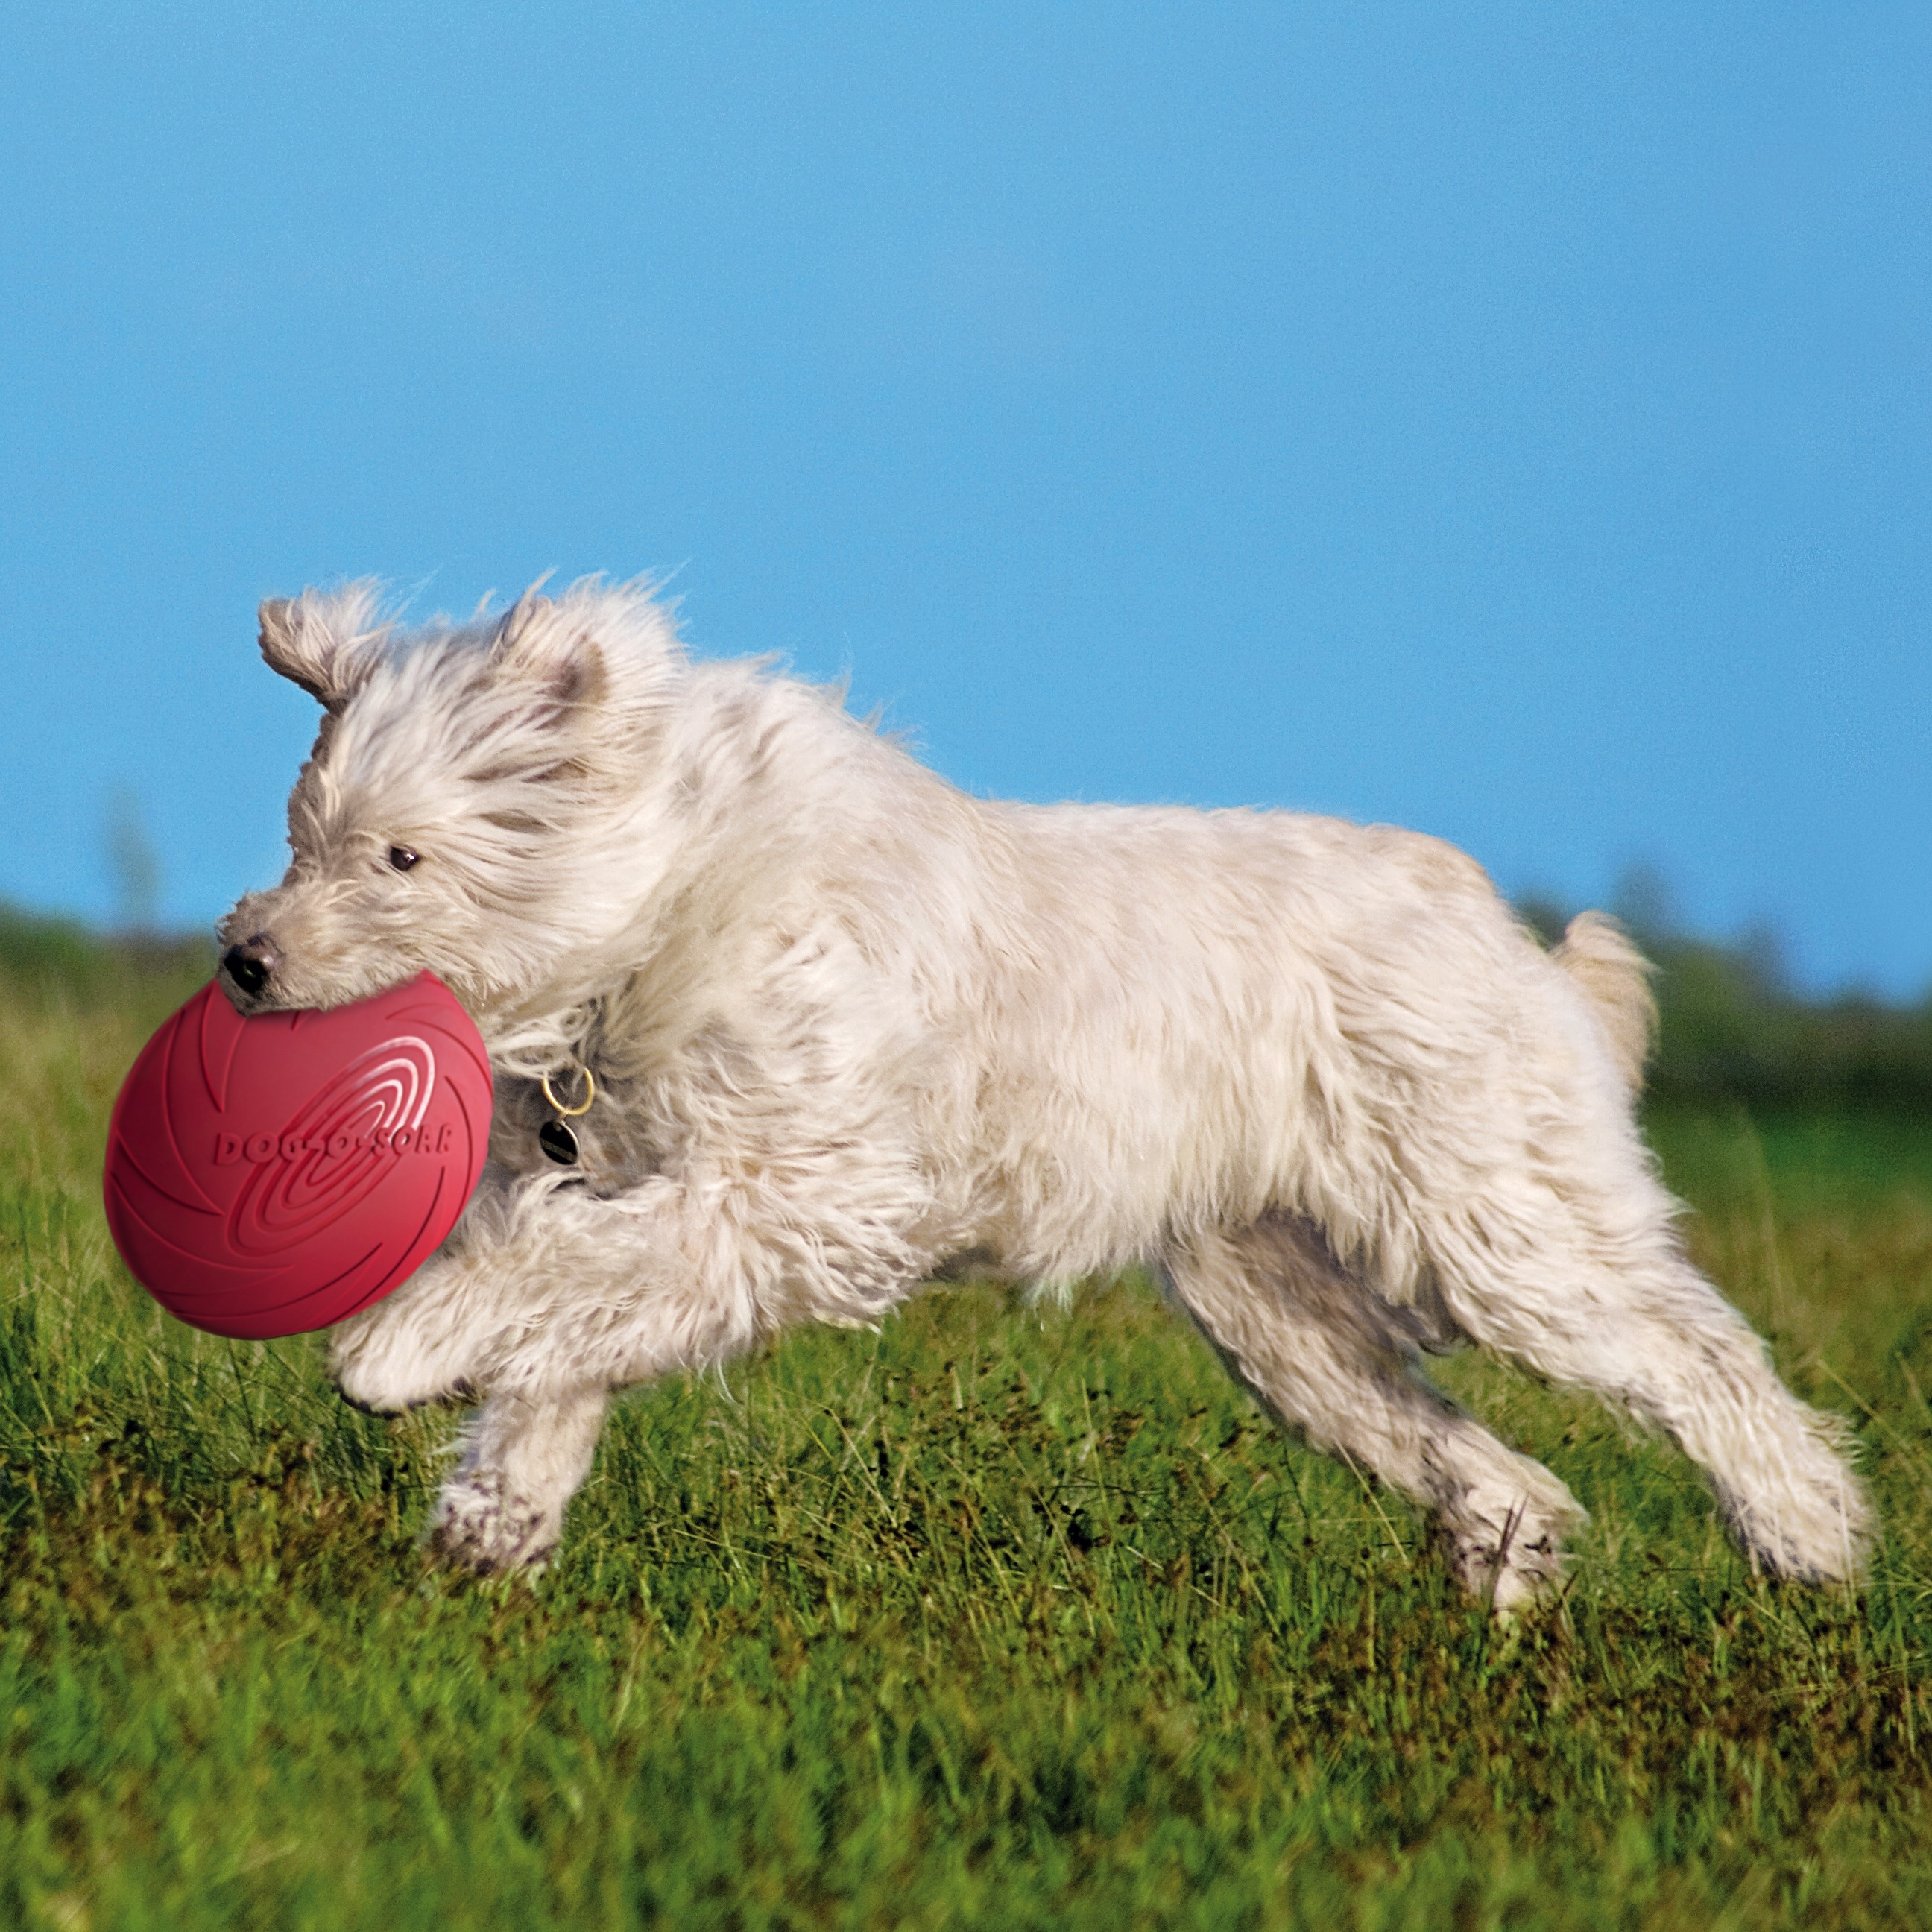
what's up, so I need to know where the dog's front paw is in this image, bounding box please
[329,1289,479,1415]
[429,1471,558,1576]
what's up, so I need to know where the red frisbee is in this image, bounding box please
[103,973,493,1340]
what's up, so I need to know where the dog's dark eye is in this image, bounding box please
[388,846,420,873]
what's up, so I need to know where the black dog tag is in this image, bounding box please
[539,1118,579,1165]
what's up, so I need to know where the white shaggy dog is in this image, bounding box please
[218,579,1870,1609]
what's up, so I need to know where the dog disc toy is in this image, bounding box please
[104,973,493,1340]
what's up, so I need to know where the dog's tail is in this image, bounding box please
[1550,911,1657,1094]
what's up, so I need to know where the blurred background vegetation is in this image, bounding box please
[1521,872,1932,1114]
[0,903,212,1011]
[8,881,1929,1113]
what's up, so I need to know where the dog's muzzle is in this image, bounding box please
[222,935,279,999]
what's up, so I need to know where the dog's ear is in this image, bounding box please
[258,587,385,712]
[487,586,607,717]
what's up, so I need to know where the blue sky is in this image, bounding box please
[2,3,1928,993]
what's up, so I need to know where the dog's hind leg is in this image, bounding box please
[1164,1216,1584,1613]
[1419,1134,1872,1586]
[429,1385,610,1576]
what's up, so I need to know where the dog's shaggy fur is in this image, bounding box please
[219,579,1871,1607]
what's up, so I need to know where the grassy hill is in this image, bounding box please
[1,912,1931,1928]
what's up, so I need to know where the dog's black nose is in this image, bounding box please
[222,937,277,999]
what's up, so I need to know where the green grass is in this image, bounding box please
[5,967,1932,1929]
